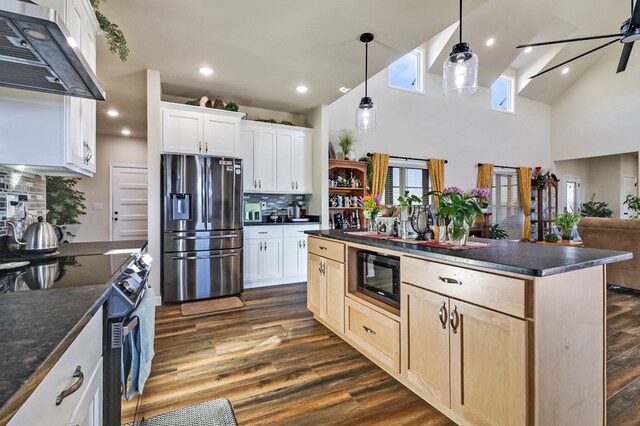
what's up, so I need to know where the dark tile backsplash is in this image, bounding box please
[243,193,309,213]
[0,166,46,236]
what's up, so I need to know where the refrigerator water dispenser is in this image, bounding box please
[171,193,191,220]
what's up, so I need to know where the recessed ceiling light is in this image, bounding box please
[339,87,351,93]
[485,38,495,47]
[561,67,570,75]
[296,85,308,94]
[106,109,119,117]
[121,129,131,136]
[524,47,533,53]
[198,67,213,76]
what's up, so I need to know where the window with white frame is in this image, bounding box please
[491,172,523,239]
[388,49,424,93]
[491,75,514,113]
[383,166,430,205]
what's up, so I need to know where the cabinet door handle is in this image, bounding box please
[56,365,84,406]
[292,181,294,189]
[438,276,462,285]
[206,142,209,153]
[254,180,257,188]
[298,240,302,248]
[296,181,298,189]
[318,261,322,275]
[450,305,460,334]
[259,242,263,251]
[439,301,447,329]
[259,179,262,188]
[362,325,377,335]
[264,241,267,250]
[303,240,306,248]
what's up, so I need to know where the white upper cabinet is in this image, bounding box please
[160,102,244,157]
[239,120,313,194]
[0,0,99,177]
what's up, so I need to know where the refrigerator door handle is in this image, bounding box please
[171,234,239,241]
[172,252,239,261]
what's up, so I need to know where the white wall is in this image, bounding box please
[74,135,147,242]
[147,70,163,300]
[554,158,590,213]
[305,105,329,227]
[551,47,640,161]
[328,68,551,190]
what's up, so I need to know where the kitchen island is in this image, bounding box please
[0,240,146,426]
[305,230,631,426]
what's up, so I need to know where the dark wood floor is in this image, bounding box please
[123,284,640,425]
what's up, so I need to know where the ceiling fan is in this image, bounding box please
[516,0,640,78]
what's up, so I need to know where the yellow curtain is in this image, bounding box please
[517,167,532,240]
[477,163,494,189]
[370,153,389,197]
[428,159,446,207]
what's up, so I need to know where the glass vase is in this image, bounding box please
[447,219,470,246]
[367,213,377,232]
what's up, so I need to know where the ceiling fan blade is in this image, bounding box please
[617,42,634,73]
[517,33,622,49]
[529,39,619,79]
[632,0,640,27]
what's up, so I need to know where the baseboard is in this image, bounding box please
[244,275,307,289]
[155,296,162,306]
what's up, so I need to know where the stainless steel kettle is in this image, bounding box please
[8,216,63,253]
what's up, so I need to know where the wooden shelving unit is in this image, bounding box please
[329,159,368,229]
[531,173,559,241]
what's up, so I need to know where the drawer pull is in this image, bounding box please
[438,301,447,329]
[55,365,84,406]
[362,325,377,335]
[319,246,328,250]
[450,305,460,334]
[438,276,462,285]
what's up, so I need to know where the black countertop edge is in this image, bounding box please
[244,218,321,226]
[304,230,633,277]
[0,240,147,261]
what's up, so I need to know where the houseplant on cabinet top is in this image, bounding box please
[429,187,483,245]
[335,129,357,160]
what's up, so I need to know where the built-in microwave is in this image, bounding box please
[357,250,401,309]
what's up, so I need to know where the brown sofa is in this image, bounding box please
[578,218,639,290]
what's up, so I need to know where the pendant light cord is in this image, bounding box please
[459,0,463,44]
[364,41,369,97]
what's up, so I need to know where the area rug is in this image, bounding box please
[180,296,245,317]
[122,398,238,426]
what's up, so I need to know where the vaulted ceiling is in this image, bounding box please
[95,0,632,137]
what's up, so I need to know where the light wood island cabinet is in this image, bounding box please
[304,233,625,426]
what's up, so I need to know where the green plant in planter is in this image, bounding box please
[224,102,239,112]
[554,210,583,239]
[580,194,613,218]
[335,129,356,160]
[46,176,87,237]
[624,194,640,219]
[544,232,559,243]
[489,224,509,240]
[429,188,482,245]
[397,191,422,211]
[90,0,129,61]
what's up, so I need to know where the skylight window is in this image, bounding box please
[491,75,515,113]
[388,49,424,93]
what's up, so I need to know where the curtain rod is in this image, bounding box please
[478,163,518,170]
[368,153,448,164]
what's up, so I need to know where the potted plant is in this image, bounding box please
[362,195,381,232]
[554,210,583,240]
[45,176,87,240]
[335,129,356,160]
[397,191,422,239]
[429,187,483,246]
[489,223,509,240]
[624,194,640,219]
[581,194,613,217]
[470,187,491,212]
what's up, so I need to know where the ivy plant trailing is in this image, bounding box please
[90,0,129,61]
[46,176,87,237]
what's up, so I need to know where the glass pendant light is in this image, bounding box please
[443,0,478,96]
[356,33,376,133]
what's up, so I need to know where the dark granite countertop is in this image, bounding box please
[244,217,320,226]
[305,230,632,277]
[0,240,146,425]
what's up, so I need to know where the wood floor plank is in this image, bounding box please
[122,284,640,425]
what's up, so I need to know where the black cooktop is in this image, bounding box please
[0,254,127,293]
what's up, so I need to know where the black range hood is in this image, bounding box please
[0,0,106,100]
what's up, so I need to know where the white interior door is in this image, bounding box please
[622,175,638,218]
[563,176,581,213]
[111,165,148,241]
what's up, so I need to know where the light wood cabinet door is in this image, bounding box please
[401,284,451,407]
[323,258,344,333]
[162,108,202,154]
[449,299,527,426]
[275,129,294,191]
[307,253,322,316]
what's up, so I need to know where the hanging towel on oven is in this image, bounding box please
[122,286,156,400]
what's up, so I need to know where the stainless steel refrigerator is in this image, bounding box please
[161,154,243,303]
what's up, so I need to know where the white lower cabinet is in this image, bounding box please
[8,307,103,426]
[244,224,319,287]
